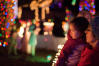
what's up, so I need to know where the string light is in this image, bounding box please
[79,0,95,15]
[0,0,17,47]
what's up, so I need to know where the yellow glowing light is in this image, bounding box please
[49,31,52,35]
[18,7,22,19]
[3,17,5,19]
[1,28,3,30]
[44,32,48,35]
[4,42,6,44]
[43,22,54,26]
[6,35,9,38]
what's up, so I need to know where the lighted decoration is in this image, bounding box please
[62,21,69,40]
[64,8,72,39]
[79,0,95,15]
[46,55,52,62]
[43,19,54,35]
[39,0,53,20]
[18,7,22,19]
[52,44,64,66]
[30,0,53,21]
[65,8,73,22]
[30,1,39,21]
[0,0,17,47]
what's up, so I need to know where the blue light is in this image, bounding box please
[93,5,95,8]
[85,1,88,4]
[85,6,88,10]
[6,22,10,28]
[14,2,16,4]
[11,19,13,21]
[87,4,90,8]
[87,9,90,11]
[3,44,6,47]
[79,7,82,11]
[3,6,5,8]
[5,12,7,15]
[12,6,14,9]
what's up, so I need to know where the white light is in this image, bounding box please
[44,32,48,35]
[58,44,63,49]
[56,53,60,56]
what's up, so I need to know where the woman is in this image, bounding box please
[78,16,99,66]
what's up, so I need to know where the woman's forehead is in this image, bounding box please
[87,25,92,30]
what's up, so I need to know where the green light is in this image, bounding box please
[26,56,50,63]
[14,21,16,24]
[46,55,52,62]
[0,33,2,37]
[72,0,76,6]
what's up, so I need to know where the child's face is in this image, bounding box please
[69,24,81,39]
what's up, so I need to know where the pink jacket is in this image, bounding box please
[56,31,86,66]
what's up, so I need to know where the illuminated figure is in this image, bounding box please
[30,0,53,21]
[28,20,41,56]
[8,27,18,55]
[28,20,37,56]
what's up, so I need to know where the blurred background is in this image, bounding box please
[0,0,99,66]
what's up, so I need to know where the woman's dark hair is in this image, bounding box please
[70,17,89,41]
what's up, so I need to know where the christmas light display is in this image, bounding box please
[43,19,54,35]
[0,0,17,47]
[30,0,53,21]
[79,0,95,15]
[52,44,64,66]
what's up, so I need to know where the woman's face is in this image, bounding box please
[85,25,96,44]
[69,24,81,39]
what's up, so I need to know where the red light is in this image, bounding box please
[5,32,7,34]
[1,19,4,21]
[0,22,2,24]
[1,3,3,6]
[8,0,11,2]
[7,15,8,18]
[6,42,8,45]
[4,28,6,30]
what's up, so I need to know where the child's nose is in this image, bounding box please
[85,30,88,34]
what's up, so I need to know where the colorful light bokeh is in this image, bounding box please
[0,0,17,47]
[79,0,95,15]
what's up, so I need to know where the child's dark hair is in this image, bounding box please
[70,17,89,41]
[70,17,89,33]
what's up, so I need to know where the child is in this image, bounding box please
[56,17,89,66]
